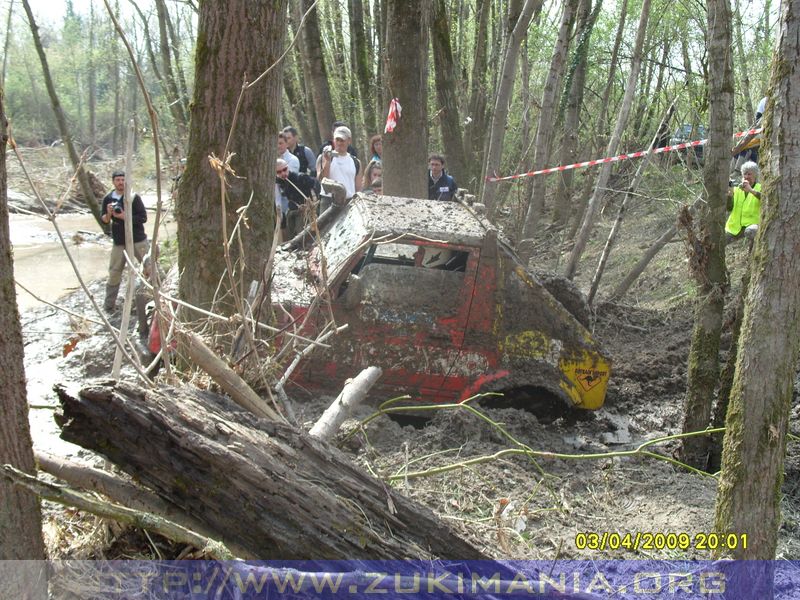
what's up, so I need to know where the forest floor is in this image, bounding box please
[11,147,800,562]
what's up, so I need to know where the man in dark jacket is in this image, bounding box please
[100,170,148,312]
[427,154,458,201]
[276,159,321,239]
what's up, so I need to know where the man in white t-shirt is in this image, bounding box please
[317,126,361,199]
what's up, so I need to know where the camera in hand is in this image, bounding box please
[112,199,124,215]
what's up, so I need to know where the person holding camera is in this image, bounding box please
[725,161,762,243]
[101,170,149,312]
[317,126,361,200]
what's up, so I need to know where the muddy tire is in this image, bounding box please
[533,270,591,329]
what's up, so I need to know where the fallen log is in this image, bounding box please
[54,380,486,560]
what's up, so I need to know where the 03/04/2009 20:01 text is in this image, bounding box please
[574,531,748,552]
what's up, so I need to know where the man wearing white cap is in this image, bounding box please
[317,125,361,199]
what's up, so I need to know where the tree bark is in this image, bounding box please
[714,0,800,561]
[464,0,491,191]
[382,0,429,199]
[154,0,188,133]
[21,0,103,228]
[349,0,377,138]
[678,0,733,470]
[0,86,47,591]
[430,0,468,185]
[288,1,322,149]
[518,0,578,245]
[55,380,486,560]
[733,0,754,124]
[481,0,543,216]
[552,0,601,229]
[591,0,627,152]
[176,0,285,312]
[563,0,650,280]
[301,0,337,141]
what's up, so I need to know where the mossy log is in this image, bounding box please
[54,380,485,560]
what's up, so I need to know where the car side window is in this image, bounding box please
[342,242,470,314]
[359,263,463,314]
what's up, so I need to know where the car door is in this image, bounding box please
[326,239,479,401]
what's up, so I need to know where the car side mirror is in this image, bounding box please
[342,274,363,309]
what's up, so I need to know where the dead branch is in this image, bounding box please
[175,328,282,421]
[1,463,234,560]
[310,366,382,441]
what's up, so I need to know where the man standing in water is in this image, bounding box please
[100,170,148,312]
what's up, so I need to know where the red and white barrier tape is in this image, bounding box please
[485,128,762,183]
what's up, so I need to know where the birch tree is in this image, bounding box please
[563,0,650,280]
[481,0,542,217]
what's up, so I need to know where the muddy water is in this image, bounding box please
[11,194,172,311]
[12,213,110,311]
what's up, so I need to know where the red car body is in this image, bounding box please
[273,195,611,408]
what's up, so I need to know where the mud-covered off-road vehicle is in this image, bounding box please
[272,194,611,409]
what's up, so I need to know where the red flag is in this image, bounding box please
[384,98,402,133]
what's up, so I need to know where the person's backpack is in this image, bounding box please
[293,144,310,174]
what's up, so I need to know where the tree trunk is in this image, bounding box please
[289,1,322,149]
[300,0,336,142]
[481,0,543,217]
[563,0,650,280]
[430,0,468,185]
[21,0,103,227]
[154,0,188,134]
[678,0,733,470]
[1,0,13,86]
[0,88,47,591]
[88,1,97,148]
[464,0,491,191]
[586,101,676,304]
[733,0,755,124]
[282,57,317,148]
[55,380,486,560]
[518,0,578,246]
[349,0,377,139]
[552,0,601,229]
[714,0,800,562]
[608,224,677,301]
[707,268,751,473]
[382,0,429,199]
[592,0,627,151]
[176,0,285,312]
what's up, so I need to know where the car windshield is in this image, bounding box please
[310,204,369,282]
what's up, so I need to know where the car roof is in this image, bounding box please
[342,194,490,246]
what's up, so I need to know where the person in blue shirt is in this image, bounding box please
[427,154,458,201]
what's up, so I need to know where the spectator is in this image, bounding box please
[278,132,300,173]
[282,126,317,177]
[368,134,382,161]
[427,154,458,201]
[100,170,149,312]
[362,159,382,190]
[317,126,362,200]
[755,96,767,122]
[318,121,358,158]
[726,161,762,243]
[369,177,382,195]
[276,158,321,239]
